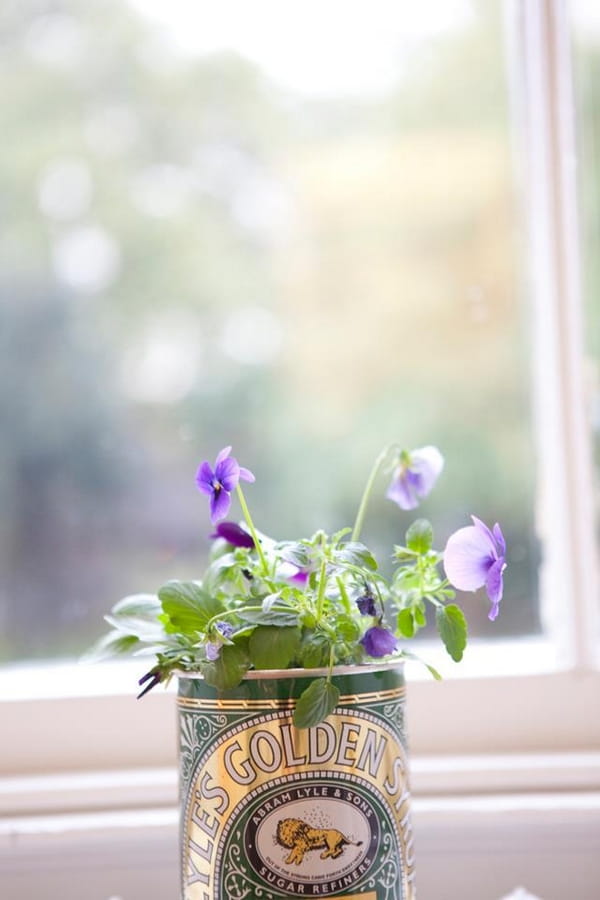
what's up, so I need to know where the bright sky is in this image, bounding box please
[128,0,474,96]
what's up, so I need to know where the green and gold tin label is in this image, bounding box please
[178,667,416,900]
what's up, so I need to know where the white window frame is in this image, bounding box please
[1,0,599,810]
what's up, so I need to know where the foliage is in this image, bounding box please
[91,443,506,727]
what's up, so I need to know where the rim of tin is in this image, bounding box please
[176,659,404,681]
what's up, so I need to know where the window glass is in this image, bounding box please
[0,0,538,663]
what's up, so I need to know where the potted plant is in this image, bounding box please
[92,443,507,900]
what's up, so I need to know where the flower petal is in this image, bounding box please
[410,445,444,496]
[215,446,232,465]
[470,516,499,554]
[215,455,240,492]
[211,521,255,548]
[493,522,506,557]
[196,461,215,495]
[360,626,398,657]
[239,466,255,483]
[210,488,231,523]
[386,471,420,510]
[356,595,377,616]
[443,524,495,591]
[485,557,505,621]
[205,641,221,661]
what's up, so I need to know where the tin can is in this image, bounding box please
[178,664,416,900]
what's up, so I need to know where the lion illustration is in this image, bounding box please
[275,817,363,866]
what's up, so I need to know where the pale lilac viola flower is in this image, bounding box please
[196,446,255,523]
[205,621,235,661]
[360,625,398,658]
[386,446,444,511]
[443,516,507,621]
[211,521,255,549]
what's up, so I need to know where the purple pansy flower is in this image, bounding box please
[196,446,255,523]
[205,621,235,661]
[360,626,398,658]
[386,446,444,511]
[356,594,377,617]
[443,516,507,621]
[211,521,255,549]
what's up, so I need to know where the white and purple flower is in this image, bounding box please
[196,446,255,523]
[205,620,235,661]
[386,446,444,511]
[443,516,507,621]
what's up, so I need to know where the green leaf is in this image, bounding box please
[406,519,433,554]
[331,527,352,544]
[299,632,331,668]
[414,603,427,627]
[248,626,301,669]
[104,593,164,641]
[236,608,299,627]
[335,542,378,570]
[201,643,250,690]
[293,678,340,729]
[82,630,140,662]
[397,607,415,638]
[277,542,312,569]
[158,581,224,635]
[393,544,418,561]
[436,603,468,662]
[336,616,360,643]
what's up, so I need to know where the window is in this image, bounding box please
[1,0,599,783]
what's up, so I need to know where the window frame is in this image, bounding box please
[1,0,599,797]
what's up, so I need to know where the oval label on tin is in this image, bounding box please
[242,782,380,891]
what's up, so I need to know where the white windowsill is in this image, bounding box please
[0,636,563,702]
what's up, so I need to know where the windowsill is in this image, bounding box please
[1,638,598,776]
[0,636,564,702]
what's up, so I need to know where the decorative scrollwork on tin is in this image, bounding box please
[381,699,406,743]
[179,711,229,795]
[196,711,228,742]
[364,821,403,899]
[376,830,402,898]
[222,835,271,899]
[179,712,202,793]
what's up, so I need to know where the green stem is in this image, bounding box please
[316,559,328,620]
[335,576,352,615]
[236,484,270,577]
[327,642,336,683]
[351,445,394,542]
